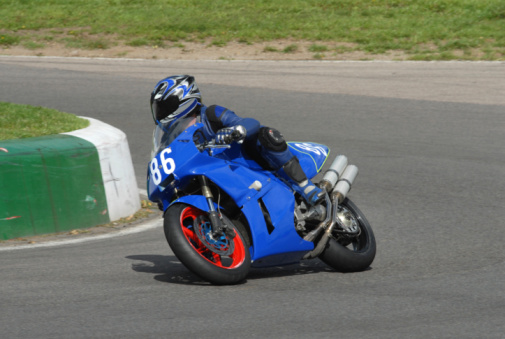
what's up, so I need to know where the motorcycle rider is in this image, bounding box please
[150,75,324,206]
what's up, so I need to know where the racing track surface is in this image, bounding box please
[1,57,504,338]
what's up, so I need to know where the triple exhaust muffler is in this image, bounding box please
[303,155,359,259]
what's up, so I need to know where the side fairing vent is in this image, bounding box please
[258,198,275,234]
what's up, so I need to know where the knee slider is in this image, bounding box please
[258,127,287,152]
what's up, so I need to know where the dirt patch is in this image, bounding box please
[1,37,409,61]
[2,29,502,61]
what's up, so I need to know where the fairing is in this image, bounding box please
[288,142,330,179]
[147,122,330,262]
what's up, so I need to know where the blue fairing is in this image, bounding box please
[288,142,330,179]
[148,122,329,263]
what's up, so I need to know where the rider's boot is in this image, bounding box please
[278,157,325,206]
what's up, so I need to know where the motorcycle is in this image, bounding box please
[147,116,376,284]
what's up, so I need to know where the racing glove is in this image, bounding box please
[215,125,247,144]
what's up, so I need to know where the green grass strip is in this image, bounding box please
[0,102,89,141]
[1,0,504,59]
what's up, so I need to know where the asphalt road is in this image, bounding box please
[1,56,504,338]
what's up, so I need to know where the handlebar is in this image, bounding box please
[196,125,246,154]
[196,140,232,154]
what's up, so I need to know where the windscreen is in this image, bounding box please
[151,116,197,157]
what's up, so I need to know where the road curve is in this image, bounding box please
[1,57,504,338]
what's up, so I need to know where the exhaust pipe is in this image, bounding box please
[303,161,359,260]
[319,155,348,192]
[303,197,338,259]
[303,192,332,243]
[332,165,358,204]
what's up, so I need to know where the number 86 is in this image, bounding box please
[150,148,176,185]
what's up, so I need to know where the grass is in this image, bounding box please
[282,44,298,53]
[263,46,279,52]
[0,102,89,140]
[22,41,46,50]
[0,34,20,46]
[309,44,329,53]
[0,0,504,60]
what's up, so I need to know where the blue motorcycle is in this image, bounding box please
[147,116,376,284]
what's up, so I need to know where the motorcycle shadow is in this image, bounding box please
[126,254,334,285]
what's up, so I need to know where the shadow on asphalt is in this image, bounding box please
[126,254,335,285]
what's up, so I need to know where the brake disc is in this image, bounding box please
[193,215,235,256]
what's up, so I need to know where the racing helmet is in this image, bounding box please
[150,75,202,125]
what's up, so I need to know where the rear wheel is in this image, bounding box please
[319,198,376,272]
[164,203,251,284]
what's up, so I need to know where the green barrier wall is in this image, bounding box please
[0,134,110,240]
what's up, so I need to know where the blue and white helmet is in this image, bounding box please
[150,75,202,125]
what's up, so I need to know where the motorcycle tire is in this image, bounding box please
[319,198,376,272]
[164,203,251,285]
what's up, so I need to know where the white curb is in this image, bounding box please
[64,117,141,221]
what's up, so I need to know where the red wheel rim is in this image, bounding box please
[179,206,246,269]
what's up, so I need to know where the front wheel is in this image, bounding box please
[164,203,251,285]
[319,198,376,272]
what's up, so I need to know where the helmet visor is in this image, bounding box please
[152,95,180,124]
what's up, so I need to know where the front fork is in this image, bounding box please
[198,175,235,239]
